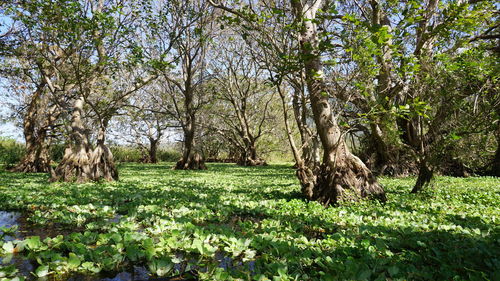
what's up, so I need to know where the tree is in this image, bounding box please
[318,0,497,190]
[209,37,276,166]
[112,84,178,164]
[158,0,216,170]
[290,0,386,204]
[0,1,70,173]
[2,0,158,182]
[49,0,151,182]
[390,0,498,192]
[11,82,58,173]
[210,0,386,204]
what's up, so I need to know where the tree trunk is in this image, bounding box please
[276,84,318,198]
[12,83,52,173]
[51,97,92,182]
[489,132,500,177]
[365,0,417,177]
[149,138,159,164]
[237,138,266,166]
[291,79,320,169]
[175,120,206,170]
[90,121,118,181]
[367,121,416,177]
[51,97,118,182]
[13,129,52,173]
[142,138,159,163]
[292,0,386,205]
[368,123,391,174]
[411,160,434,193]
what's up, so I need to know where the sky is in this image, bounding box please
[0,14,22,141]
[0,122,21,140]
[0,93,22,141]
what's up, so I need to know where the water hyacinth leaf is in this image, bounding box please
[81,262,101,273]
[25,236,42,251]
[148,258,173,277]
[2,242,14,254]
[33,265,49,278]
[68,253,81,268]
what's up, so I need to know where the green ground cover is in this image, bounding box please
[0,163,499,280]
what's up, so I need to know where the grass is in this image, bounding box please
[0,163,499,280]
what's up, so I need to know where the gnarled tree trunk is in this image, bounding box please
[51,97,118,182]
[277,84,318,200]
[51,97,92,182]
[367,122,391,174]
[13,127,52,173]
[292,0,386,205]
[12,83,52,173]
[237,137,266,166]
[90,120,118,181]
[367,121,416,177]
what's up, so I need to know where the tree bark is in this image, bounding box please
[292,0,386,205]
[141,137,159,163]
[411,160,434,193]
[175,114,206,170]
[149,138,159,164]
[51,97,118,182]
[237,137,266,166]
[277,84,318,197]
[291,78,320,169]
[90,119,118,181]
[51,97,93,182]
[489,132,500,177]
[12,83,52,173]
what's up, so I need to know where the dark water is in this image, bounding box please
[0,211,22,241]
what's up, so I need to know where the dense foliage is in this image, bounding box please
[0,138,24,169]
[0,164,498,280]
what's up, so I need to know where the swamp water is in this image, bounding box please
[0,211,254,280]
[0,211,195,280]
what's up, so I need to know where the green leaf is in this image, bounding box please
[81,262,101,273]
[68,252,81,269]
[34,265,49,278]
[148,258,173,277]
[25,236,41,250]
[2,241,14,253]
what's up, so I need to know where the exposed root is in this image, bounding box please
[237,158,267,167]
[51,145,118,182]
[300,154,386,206]
[174,152,207,170]
[11,155,51,173]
